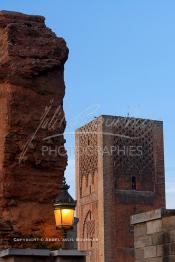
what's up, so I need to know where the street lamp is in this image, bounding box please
[53,177,76,230]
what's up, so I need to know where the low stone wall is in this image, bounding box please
[0,249,87,262]
[131,208,175,261]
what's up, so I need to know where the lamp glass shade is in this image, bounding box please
[54,208,75,229]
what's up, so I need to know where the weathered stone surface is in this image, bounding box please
[135,248,144,260]
[0,11,68,248]
[166,230,175,243]
[144,245,157,258]
[134,224,147,238]
[157,245,163,257]
[152,232,164,245]
[131,209,162,225]
[0,11,68,89]
[132,210,175,261]
[147,220,162,235]
[163,216,175,231]
[131,209,175,225]
[148,258,162,262]
[134,236,152,248]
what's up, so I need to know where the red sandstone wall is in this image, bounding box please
[0,11,68,248]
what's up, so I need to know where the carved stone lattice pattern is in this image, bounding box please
[112,118,155,189]
[83,210,95,240]
[78,120,98,195]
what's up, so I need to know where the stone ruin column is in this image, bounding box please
[0,11,68,248]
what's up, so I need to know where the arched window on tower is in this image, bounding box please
[131,176,137,190]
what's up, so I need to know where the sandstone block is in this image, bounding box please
[147,220,162,234]
[148,258,162,262]
[134,236,152,248]
[144,246,157,258]
[135,248,144,260]
[134,224,147,238]
[157,245,163,257]
[152,232,164,245]
[163,216,175,231]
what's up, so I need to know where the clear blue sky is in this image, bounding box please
[1,0,175,208]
